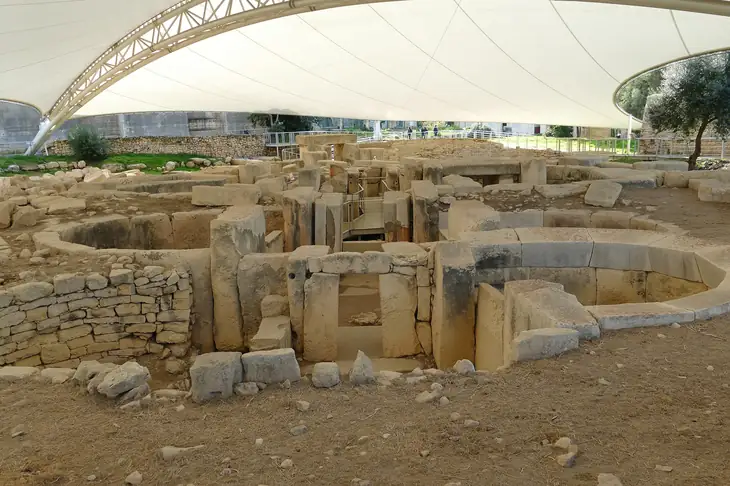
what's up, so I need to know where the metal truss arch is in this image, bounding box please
[27,0,398,154]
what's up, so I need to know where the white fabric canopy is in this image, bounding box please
[4,0,730,128]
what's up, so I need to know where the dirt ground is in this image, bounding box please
[2,318,730,486]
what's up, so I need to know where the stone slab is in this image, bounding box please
[516,228,593,268]
[586,302,695,330]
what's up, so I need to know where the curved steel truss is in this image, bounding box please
[27,0,395,153]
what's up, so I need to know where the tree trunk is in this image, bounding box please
[688,119,709,170]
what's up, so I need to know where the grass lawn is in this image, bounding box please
[0,153,209,175]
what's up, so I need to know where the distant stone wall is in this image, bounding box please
[0,266,193,368]
[47,135,269,159]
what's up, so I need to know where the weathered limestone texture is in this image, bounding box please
[584,181,622,208]
[511,328,579,362]
[645,272,708,302]
[238,160,271,184]
[237,253,289,346]
[588,229,667,271]
[303,273,339,362]
[189,352,242,403]
[520,160,547,185]
[287,246,331,353]
[543,209,591,228]
[379,273,420,357]
[282,187,318,252]
[447,201,500,237]
[459,229,521,285]
[129,213,174,250]
[314,193,344,252]
[172,209,223,249]
[596,269,646,304]
[528,267,597,305]
[586,302,694,330]
[383,191,411,242]
[513,287,599,339]
[210,206,265,351]
[192,184,262,207]
[476,284,505,371]
[432,242,475,369]
[250,316,291,351]
[241,348,300,384]
[411,181,440,244]
[299,165,322,189]
[0,267,193,368]
[516,228,593,268]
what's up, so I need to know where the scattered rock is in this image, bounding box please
[312,362,340,388]
[431,382,444,392]
[557,451,577,468]
[255,438,263,447]
[439,396,450,406]
[597,473,623,486]
[160,445,205,461]
[411,367,424,376]
[655,465,673,472]
[423,368,445,377]
[379,370,402,381]
[280,379,291,389]
[463,419,480,428]
[420,449,430,457]
[707,365,715,372]
[670,323,681,329]
[415,390,440,404]
[39,368,75,384]
[290,424,308,436]
[554,437,572,449]
[450,412,461,422]
[97,362,150,399]
[348,311,379,326]
[86,474,97,481]
[280,458,293,469]
[657,333,667,339]
[295,400,310,412]
[175,404,185,412]
[164,358,185,374]
[234,382,259,396]
[10,424,25,438]
[453,359,475,375]
[124,471,142,485]
[349,350,375,385]
[598,378,610,386]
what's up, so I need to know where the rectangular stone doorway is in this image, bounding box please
[337,274,383,361]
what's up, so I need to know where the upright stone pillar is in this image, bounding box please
[379,273,419,357]
[298,165,321,190]
[282,187,318,252]
[287,246,331,353]
[399,157,426,192]
[303,273,339,362]
[333,143,345,161]
[520,160,547,184]
[411,181,440,243]
[383,191,411,242]
[210,206,266,351]
[432,242,475,369]
[315,193,345,252]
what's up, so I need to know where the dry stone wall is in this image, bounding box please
[0,266,193,368]
[47,135,269,159]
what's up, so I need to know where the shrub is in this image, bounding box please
[67,125,108,162]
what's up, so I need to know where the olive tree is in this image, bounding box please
[646,52,730,170]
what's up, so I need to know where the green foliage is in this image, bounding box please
[617,70,663,119]
[547,125,573,138]
[67,125,108,162]
[646,52,730,168]
[248,113,322,132]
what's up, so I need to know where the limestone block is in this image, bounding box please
[476,284,505,372]
[422,161,443,185]
[311,362,341,388]
[416,321,432,355]
[442,174,483,196]
[53,273,86,295]
[516,228,593,268]
[447,200,500,237]
[511,328,579,362]
[40,343,71,364]
[498,210,543,229]
[379,273,419,358]
[11,282,53,302]
[282,187,318,252]
[287,246,331,353]
[694,246,730,288]
[596,269,647,305]
[299,165,322,190]
[529,267,597,305]
[171,209,223,249]
[301,150,328,165]
[431,242,475,369]
[648,235,716,282]
[503,280,563,365]
[398,157,426,191]
[535,183,588,199]
[210,206,266,351]
[411,181,440,243]
[586,302,694,330]
[459,229,522,284]
[588,229,667,271]
[667,286,730,320]
[543,209,591,228]
[237,253,288,347]
[261,295,289,318]
[129,213,174,250]
[303,273,339,362]
[96,361,150,398]
[242,348,300,384]
[0,201,14,229]
[0,366,39,383]
[590,211,636,229]
[314,193,344,252]
[584,181,622,208]
[520,160,547,185]
[484,183,534,195]
[192,184,261,207]
[238,160,271,184]
[383,191,411,242]
[189,351,243,403]
[514,287,599,339]
[646,272,708,302]
[255,176,286,199]
[249,316,291,351]
[316,251,392,274]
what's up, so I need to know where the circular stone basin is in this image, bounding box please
[459,226,730,330]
